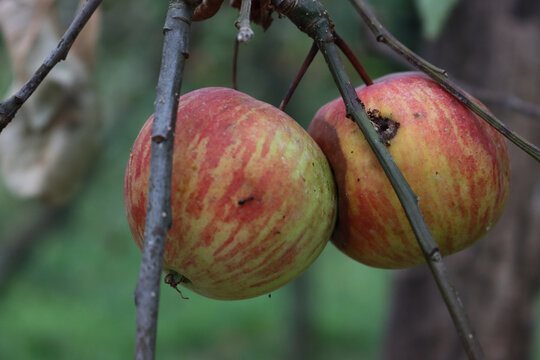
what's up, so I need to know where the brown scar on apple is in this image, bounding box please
[366,108,400,146]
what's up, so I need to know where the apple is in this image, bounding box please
[124,87,337,300]
[308,72,510,269]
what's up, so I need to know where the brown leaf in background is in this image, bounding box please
[230,0,274,30]
[0,0,102,205]
[192,0,225,21]
[192,0,274,28]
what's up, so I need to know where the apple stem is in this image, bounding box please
[279,41,319,111]
[232,38,240,90]
[272,1,485,359]
[133,1,200,360]
[348,0,540,162]
[278,30,374,113]
[333,32,373,86]
[0,0,102,134]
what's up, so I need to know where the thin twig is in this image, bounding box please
[133,1,199,359]
[465,86,540,120]
[235,0,254,42]
[232,38,240,90]
[333,32,373,86]
[279,41,318,111]
[348,0,540,162]
[0,0,102,134]
[271,0,484,358]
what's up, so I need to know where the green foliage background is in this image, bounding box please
[0,1,538,359]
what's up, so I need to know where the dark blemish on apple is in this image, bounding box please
[413,112,423,118]
[238,196,255,205]
[275,231,281,235]
[357,178,360,182]
[268,293,272,298]
[366,108,400,146]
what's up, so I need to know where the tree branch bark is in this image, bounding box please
[133,1,199,359]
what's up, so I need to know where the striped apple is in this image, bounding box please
[124,87,337,300]
[308,72,510,269]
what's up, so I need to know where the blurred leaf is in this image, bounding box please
[414,0,460,39]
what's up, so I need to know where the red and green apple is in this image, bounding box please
[124,87,337,299]
[308,72,510,268]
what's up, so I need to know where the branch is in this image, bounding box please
[0,0,102,134]
[133,1,199,359]
[464,86,540,120]
[235,0,254,42]
[271,0,484,358]
[348,0,540,162]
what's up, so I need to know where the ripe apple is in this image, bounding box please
[308,72,510,269]
[124,87,337,300]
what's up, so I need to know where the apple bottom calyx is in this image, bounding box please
[164,271,191,300]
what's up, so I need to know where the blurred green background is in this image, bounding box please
[0,1,538,359]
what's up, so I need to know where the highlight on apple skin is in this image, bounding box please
[308,72,510,269]
[124,87,337,300]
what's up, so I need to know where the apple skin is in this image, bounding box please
[124,87,337,300]
[308,72,510,269]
